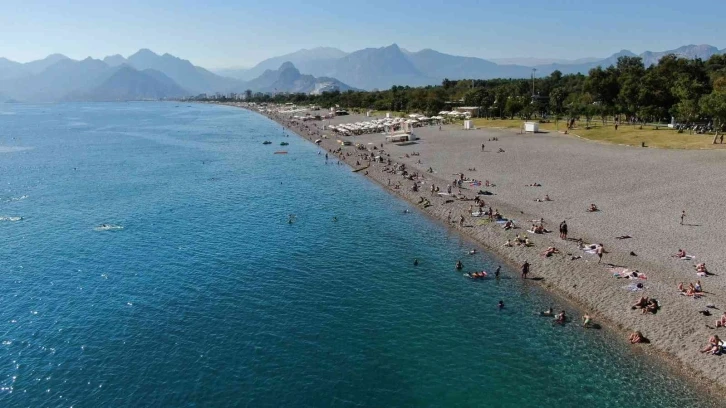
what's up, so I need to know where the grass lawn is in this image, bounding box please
[471,118,726,150]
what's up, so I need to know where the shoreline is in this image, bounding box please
[218,102,726,397]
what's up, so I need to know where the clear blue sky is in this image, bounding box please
[1,0,724,68]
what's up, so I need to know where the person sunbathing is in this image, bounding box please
[700,335,722,354]
[674,249,687,258]
[588,203,599,212]
[633,297,649,309]
[515,234,526,245]
[524,237,533,247]
[544,194,552,201]
[503,239,513,247]
[716,312,726,328]
[696,263,708,273]
[695,280,702,292]
[629,331,648,344]
[541,247,559,257]
[643,299,658,314]
[503,220,514,230]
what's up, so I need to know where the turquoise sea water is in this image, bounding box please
[0,102,717,407]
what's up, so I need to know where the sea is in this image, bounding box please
[0,102,717,407]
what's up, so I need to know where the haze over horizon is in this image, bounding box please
[2,0,725,68]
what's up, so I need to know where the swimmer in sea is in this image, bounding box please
[455,260,463,270]
[555,310,567,324]
[541,307,554,316]
[414,259,419,266]
[332,217,338,222]
[498,300,504,310]
[495,266,501,279]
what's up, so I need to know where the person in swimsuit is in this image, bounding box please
[521,261,530,279]
[582,314,592,327]
[498,300,504,310]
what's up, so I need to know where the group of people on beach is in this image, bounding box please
[265,107,725,363]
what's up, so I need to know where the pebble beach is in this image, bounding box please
[234,104,726,393]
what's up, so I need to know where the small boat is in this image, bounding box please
[263,141,272,145]
[280,142,289,146]
[274,151,288,154]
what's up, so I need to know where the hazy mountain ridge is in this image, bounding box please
[229,43,726,90]
[220,47,348,81]
[1,43,723,101]
[241,62,355,94]
[66,66,188,101]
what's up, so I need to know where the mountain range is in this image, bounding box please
[1,43,724,102]
[0,49,355,102]
[219,43,726,90]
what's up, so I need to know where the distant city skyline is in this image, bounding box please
[1,0,725,68]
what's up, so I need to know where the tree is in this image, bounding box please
[700,78,726,143]
[672,76,706,131]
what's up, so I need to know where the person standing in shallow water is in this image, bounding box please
[495,265,501,279]
[521,261,530,279]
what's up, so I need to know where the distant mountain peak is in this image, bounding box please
[279,61,297,71]
[130,48,160,58]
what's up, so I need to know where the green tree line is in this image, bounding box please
[231,54,726,134]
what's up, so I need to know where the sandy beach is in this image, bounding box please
[230,104,726,392]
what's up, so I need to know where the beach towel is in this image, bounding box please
[495,218,511,224]
[471,212,485,217]
[437,192,451,196]
[681,255,696,260]
[624,283,644,292]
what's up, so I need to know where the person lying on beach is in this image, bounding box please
[673,249,687,258]
[700,335,722,354]
[695,263,708,273]
[615,235,632,239]
[716,312,726,328]
[642,299,659,314]
[503,220,514,230]
[498,148,505,153]
[503,239,514,247]
[515,234,526,245]
[524,237,534,247]
[633,297,649,309]
[526,183,542,187]
[629,331,649,344]
[541,247,560,257]
[588,204,599,212]
[544,194,552,201]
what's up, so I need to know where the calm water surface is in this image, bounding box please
[0,102,718,407]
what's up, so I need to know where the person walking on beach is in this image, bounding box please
[521,261,530,279]
[597,244,604,263]
[559,220,568,240]
[459,214,465,227]
[481,143,485,152]
[680,210,686,225]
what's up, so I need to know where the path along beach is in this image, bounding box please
[227,103,726,392]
